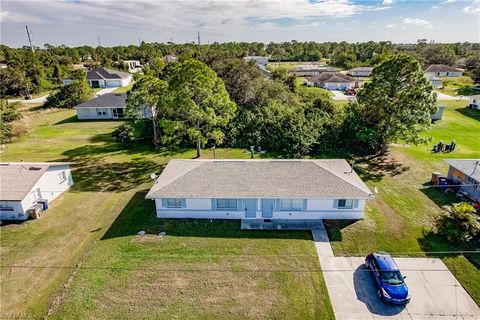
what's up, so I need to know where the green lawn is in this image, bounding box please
[437,76,478,96]
[0,108,334,319]
[325,99,480,305]
[113,82,134,93]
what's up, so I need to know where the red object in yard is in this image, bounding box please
[345,88,356,96]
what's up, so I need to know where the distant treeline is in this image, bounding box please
[1,41,479,97]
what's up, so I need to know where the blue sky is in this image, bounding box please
[1,0,479,47]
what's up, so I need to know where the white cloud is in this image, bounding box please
[442,0,456,3]
[382,0,393,5]
[432,5,438,9]
[402,17,433,29]
[463,3,480,14]
[386,24,396,28]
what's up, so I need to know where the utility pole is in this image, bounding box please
[138,36,141,46]
[197,31,201,46]
[25,25,34,53]
[97,35,101,47]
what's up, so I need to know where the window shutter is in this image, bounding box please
[333,199,339,208]
[181,199,186,208]
[354,199,359,208]
[303,199,308,211]
[211,199,216,210]
[237,199,243,211]
[161,199,167,208]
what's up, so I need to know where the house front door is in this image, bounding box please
[244,199,257,218]
[261,199,274,218]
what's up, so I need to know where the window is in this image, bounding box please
[96,108,107,116]
[166,199,182,208]
[216,199,237,210]
[278,199,303,211]
[30,188,42,202]
[337,199,354,209]
[58,171,67,183]
[0,202,14,211]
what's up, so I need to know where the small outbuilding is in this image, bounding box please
[347,67,373,77]
[243,56,268,68]
[0,162,74,221]
[74,93,151,120]
[444,159,480,202]
[467,95,480,110]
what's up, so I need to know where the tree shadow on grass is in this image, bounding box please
[54,115,78,125]
[456,107,480,122]
[355,154,410,183]
[101,191,314,241]
[323,219,358,242]
[420,184,457,209]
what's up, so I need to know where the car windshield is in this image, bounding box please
[380,271,404,285]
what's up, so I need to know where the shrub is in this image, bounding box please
[112,124,135,146]
[439,202,480,243]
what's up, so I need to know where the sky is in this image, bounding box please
[1,0,479,47]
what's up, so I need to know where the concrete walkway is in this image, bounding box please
[435,91,468,101]
[95,87,117,96]
[312,226,480,319]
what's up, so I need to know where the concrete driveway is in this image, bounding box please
[312,228,480,319]
[331,90,356,101]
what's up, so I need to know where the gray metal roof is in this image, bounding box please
[0,162,72,201]
[444,159,480,182]
[146,159,373,199]
[74,93,126,109]
[87,67,131,80]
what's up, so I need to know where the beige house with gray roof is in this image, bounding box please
[0,162,73,221]
[146,159,373,223]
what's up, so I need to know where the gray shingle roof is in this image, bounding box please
[74,93,126,109]
[0,162,72,201]
[348,67,373,72]
[309,72,355,83]
[444,159,480,182]
[146,159,373,199]
[87,67,131,80]
[425,64,462,73]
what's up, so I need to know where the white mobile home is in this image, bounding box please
[64,67,132,88]
[243,56,269,68]
[425,64,463,78]
[74,93,152,120]
[347,67,373,77]
[146,159,373,223]
[0,162,74,221]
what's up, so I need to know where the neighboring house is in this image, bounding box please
[243,56,268,68]
[74,93,151,120]
[308,72,356,90]
[289,66,337,77]
[347,67,373,77]
[426,74,443,88]
[63,67,132,88]
[124,60,141,71]
[430,105,446,121]
[445,159,480,202]
[163,54,179,63]
[425,64,463,77]
[257,65,272,78]
[146,159,373,221]
[467,95,480,110]
[0,162,74,221]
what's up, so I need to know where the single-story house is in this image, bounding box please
[124,60,141,71]
[145,159,373,221]
[445,159,480,202]
[243,56,268,68]
[426,74,443,88]
[425,64,463,77]
[308,72,356,90]
[347,67,373,77]
[63,67,132,88]
[163,54,179,63]
[74,93,152,120]
[289,66,337,77]
[467,95,480,110]
[0,162,74,221]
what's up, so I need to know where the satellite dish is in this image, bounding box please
[150,173,158,180]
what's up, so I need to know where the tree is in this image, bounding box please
[165,59,236,157]
[112,124,135,146]
[44,70,93,108]
[355,54,437,155]
[439,202,480,243]
[420,45,456,66]
[126,75,169,145]
[0,100,21,143]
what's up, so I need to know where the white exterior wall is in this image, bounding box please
[154,198,365,220]
[1,165,73,221]
[76,106,151,120]
[321,82,355,90]
[426,71,463,77]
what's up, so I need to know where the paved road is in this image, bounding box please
[95,87,117,96]
[312,225,480,320]
[7,87,119,104]
[435,91,469,101]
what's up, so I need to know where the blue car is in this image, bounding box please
[365,252,410,304]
